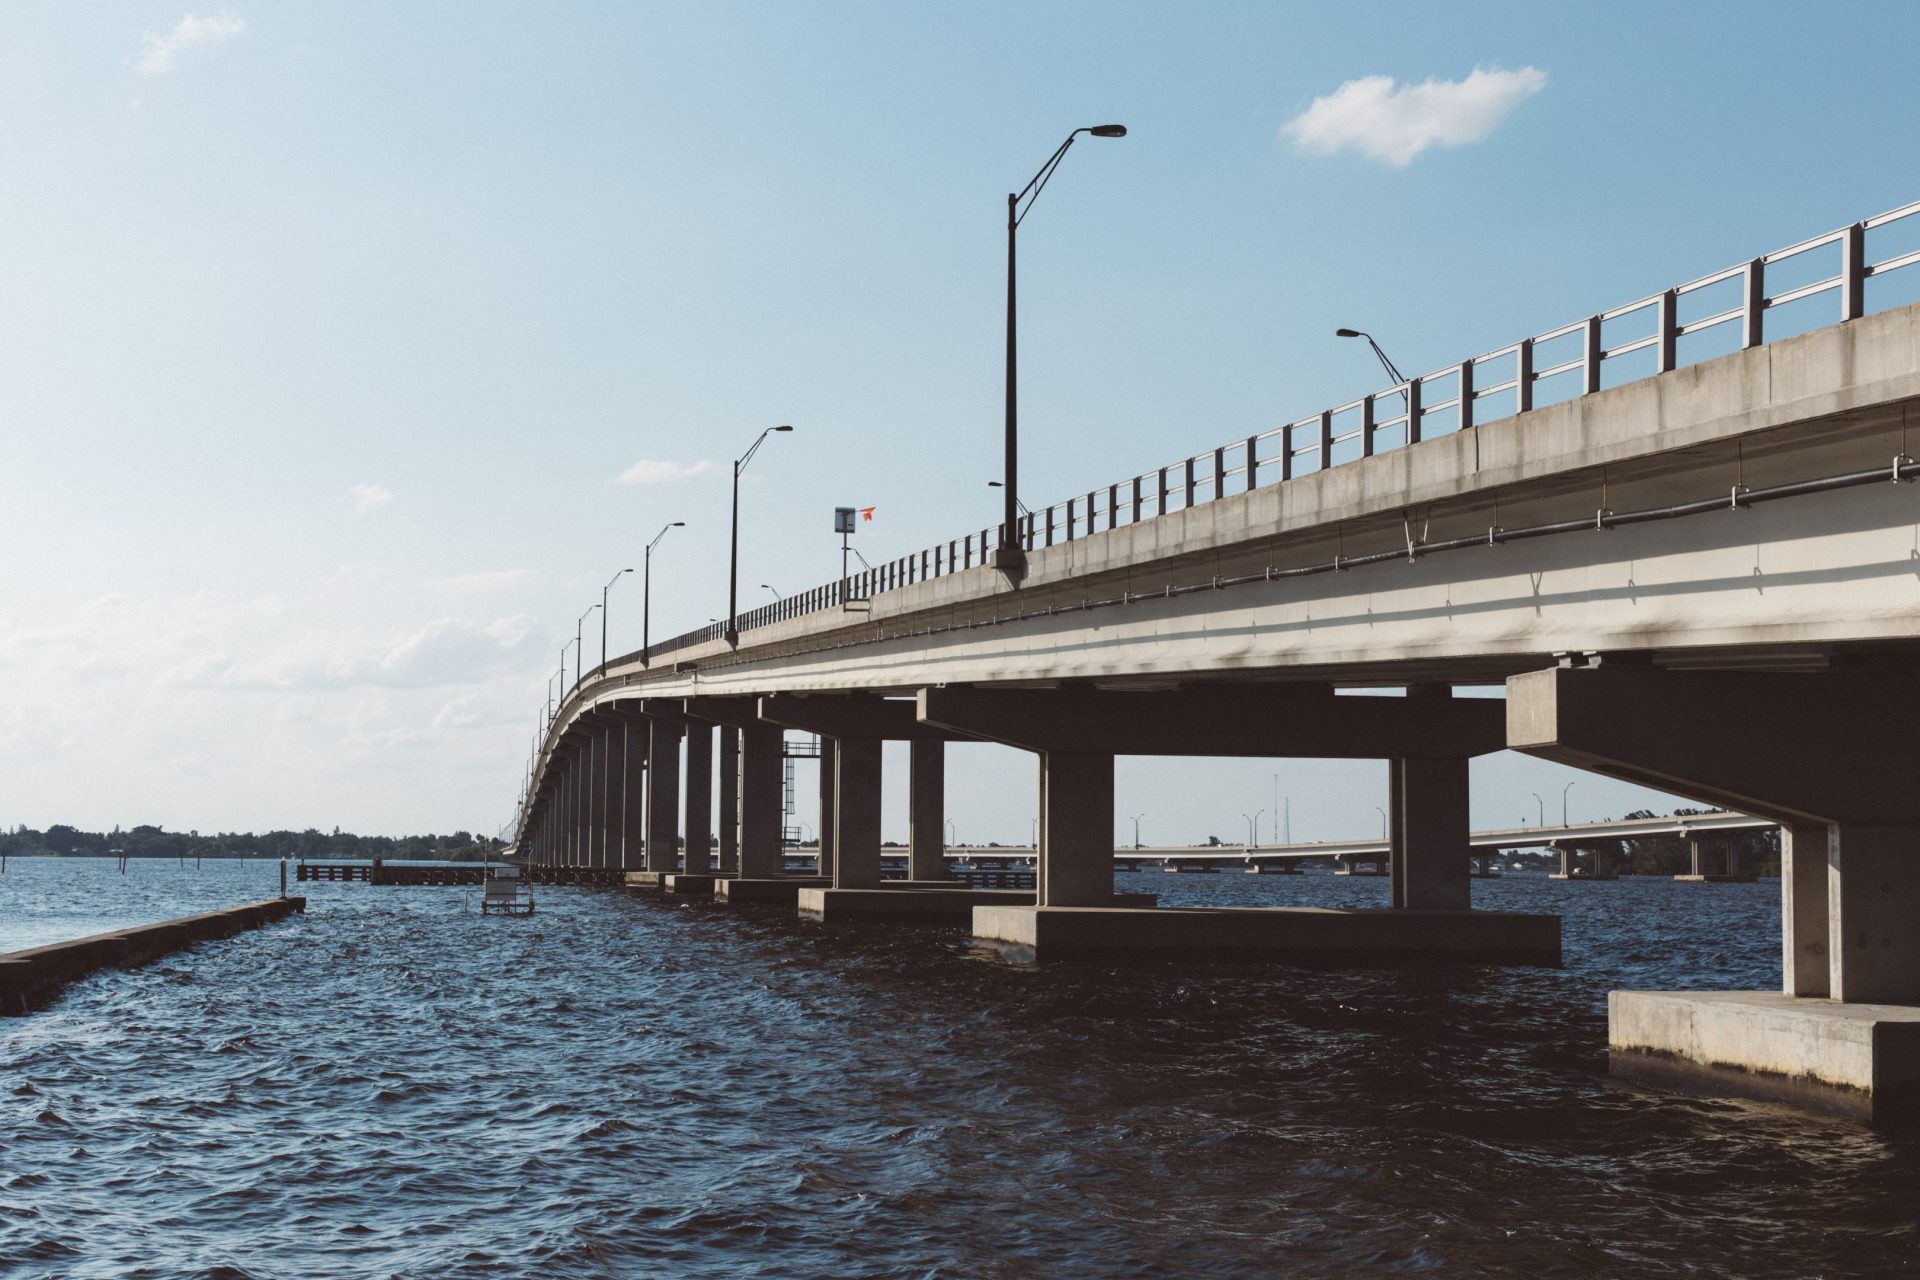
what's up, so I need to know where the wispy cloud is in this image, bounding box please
[427,568,534,597]
[350,482,394,512]
[1283,66,1546,168]
[164,614,543,692]
[131,12,247,75]
[615,458,714,486]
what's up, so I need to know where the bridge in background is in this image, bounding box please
[514,200,1920,1123]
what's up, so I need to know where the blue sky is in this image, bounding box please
[7,2,1920,842]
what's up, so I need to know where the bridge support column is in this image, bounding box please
[619,717,648,870]
[591,726,611,869]
[738,726,785,879]
[908,739,947,882]
[1038,751,1116,907]
[817,743,837,881]
[833,738,883,889]
[717,726,739,874]
[1389,755,1470,910]
[1511,665,1920,1121]
[684,723,713,875]
[565,756,581,866]
[645,716,682,875]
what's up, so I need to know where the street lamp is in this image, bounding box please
[1562,781,1577,826]
[1243,810,1264,847]
[987,480,1032,517]
[726,425,794,645]
[642,521,685,668]
[1131,813,1145,849]
[997,123,1127,581]
[573,604,598,692]
[600,568,633,676]
[1334,328,1408,385]
[1373,805,1387,840]
[761,584,782,600]
[1531,792,1545,827]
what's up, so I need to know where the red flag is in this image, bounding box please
[860,507,875,521]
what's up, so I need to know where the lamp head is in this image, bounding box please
[773,424,793,433]
[1335,328,1363,338]
[987,480,1004,488]
[1089,124,1127,137]
[671,521,685,527]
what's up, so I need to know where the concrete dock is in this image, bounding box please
[0,897,307,1015]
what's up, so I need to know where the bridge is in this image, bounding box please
[514,200,1920,1122]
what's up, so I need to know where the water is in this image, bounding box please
[3,859,1917,1277]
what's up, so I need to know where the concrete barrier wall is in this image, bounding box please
[0,897,306,1016]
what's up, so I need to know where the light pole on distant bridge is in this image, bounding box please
[726,426,793,646]
[642,522,684,667]
[600,568,632,676]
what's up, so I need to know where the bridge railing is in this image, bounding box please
[615,198,1920,676]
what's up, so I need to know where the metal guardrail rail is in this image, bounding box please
[623,198,1920,668]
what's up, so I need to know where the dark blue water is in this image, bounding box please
[3,860,1917,1277]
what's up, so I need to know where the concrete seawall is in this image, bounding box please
[0,897,307,1015]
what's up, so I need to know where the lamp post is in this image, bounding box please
[573,605,598,693]
[1562,781,1577,826]
[641,521,684,667]
[1531,792,1545,827]
[600,568,633,676]
[1334,328,1408,385]
[1131,813,1145,849]
[1373,805,1387,840]
[726,425,794,645]
[1243,810,1264,847]
[996,124,1127,582]
[761,583,781,600]
[987,480,1032,517]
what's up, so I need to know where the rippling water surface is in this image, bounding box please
[3,859,1917,1278]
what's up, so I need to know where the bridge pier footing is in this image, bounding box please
[1511,665,1920,1124]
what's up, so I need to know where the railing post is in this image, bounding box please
[1245,435,1260,489]
[1655,289,1677,374]
[1317,409,1333,471]
[1156,467,1168,516]
[1361,394,1376,457]
[1086,491,1097,534]
[1457,361,1474,431]
[1109,483,1121,527]
[1516,338,1534,414]
[1842,222,1865,322]
[1406,378,1423,444]
[1131,476,1143,522]
[1281,423,1294,482]
[1183,457,1196,509]
[1743,257,1765,349]
[1583,315,1603,394]
[1212,446,1225,502]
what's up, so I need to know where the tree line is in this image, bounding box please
[1,824,505,862]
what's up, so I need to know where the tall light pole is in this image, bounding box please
[996,123,1127,582]
[642,521,684,667]
[569,604,598,693]
[1335,328,1407,384]
[1131,813,1145,849]
[600,568,633,676]
[1531,792,1545,827]
[1373,805,1387,840]
[1243,810,1264,847]
[761,583,781,600]
[1562,781,1577,826]
[726,425,793,645]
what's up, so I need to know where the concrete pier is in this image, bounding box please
[973,904,1560,965]
[1609,990,1920,1124]
[0,897,307,1015]
[714,876,831,906]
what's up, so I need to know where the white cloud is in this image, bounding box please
[131,12,247,75]
[615,458,714,486]
[350,482,394,512]
[1283,66,1546,168]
